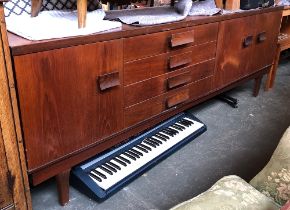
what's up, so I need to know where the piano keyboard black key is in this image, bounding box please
[104,163,117,173]
[150,137,163,144]
[99,166,113,175]
[108,161,121,170]
[178,121,190,127]
[155,133,169,140]
[153,134,167,141]
[167,127,179,134]
[131,148,143,156]
[89,172,102,182]
[162,129,174,137]
[143,140,156,148]
[135,145,148,153]
[171,124,184,131]
[117,155,131,164]
[127,150,140,158]
[92,169,107,179]
[182,119,194,125]
[113,157,127,166]
[139,143,152,151]
[147,138,159,146]
[124,152,137,160]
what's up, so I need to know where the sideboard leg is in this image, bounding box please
[253,76,262,97]
[31,0,42,17]
[265,44,281,91]
[56,169,71,206]
[77,0,87,28]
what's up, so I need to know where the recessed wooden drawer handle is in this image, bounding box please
[257,32,267,43]
[98,71,120,91]
[171,31,194,48]
[167,74,191,90]
[243,35,253,48]
[169,51,192,69]
[166,90,189,108]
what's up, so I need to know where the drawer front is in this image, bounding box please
[124,87,190,127]
[124,53,167,85]
[125,75,167,107]
[124,22,218,61]
[124,42,216,86]
[191,41,217,64]
[124,95,165,127]
[189,76,213,100]
[191,59,215,82]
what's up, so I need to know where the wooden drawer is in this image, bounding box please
[124,58,215,107]
[191,59,215,82]
[124,22,218,61]
[125,75,167,107]
[124,42,216,86]
[189,76,213,100]
[124,87,190,127]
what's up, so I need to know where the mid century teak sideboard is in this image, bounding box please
[0,3,283,207]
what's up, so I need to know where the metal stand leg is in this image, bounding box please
[217,94,238,108]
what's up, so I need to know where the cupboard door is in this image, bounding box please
[249,11,282,73]
[215,16,256,88]
[0,128,13,209]
[13,40,124,171]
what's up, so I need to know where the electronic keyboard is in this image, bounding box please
[71,112,206,200]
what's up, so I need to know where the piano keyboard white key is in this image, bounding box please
[89,119,204,190]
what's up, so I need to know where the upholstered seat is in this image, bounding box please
[170,126,290,210]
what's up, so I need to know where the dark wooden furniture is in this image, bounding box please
[0,2,31,209]
[266,6,289,90]
[6,6,282,206]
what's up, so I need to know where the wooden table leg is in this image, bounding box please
[77,0,87,28]
[56,169,71,206]
[31,0,42,17]
[253,75,263,97]
[265,44,281,91]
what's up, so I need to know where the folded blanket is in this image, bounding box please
[6,10,122,40]
[105,0,192,26]
[189,0,221,16]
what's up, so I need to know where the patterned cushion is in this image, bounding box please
[170,175,279,210]
[3,0,100,17]
[250,126,290,206]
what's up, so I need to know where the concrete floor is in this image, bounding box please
[31,60,290,210]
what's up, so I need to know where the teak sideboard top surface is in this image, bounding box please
[6,6,283,205]
[8,6,282,55]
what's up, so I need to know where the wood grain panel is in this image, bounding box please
[14,40,124,171]
[215,15,256,88]
[124,95,165,127]
[191,59,215,82]
[124,32,169,61]
[170,31,194,48]
[189,76,213,100]
[169,51,192,69]
[166,89,189,108]
[0,127,13,209]
[191,41,217,64]
[249,11,282,73]
[193,23,219,45]
[167,71,191,90]
[124,53,167,85]
[124,75,166,107]
[124,23,219,62]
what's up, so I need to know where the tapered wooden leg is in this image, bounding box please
[56,169,70,206]
[31,0,42,17]
[265,44,281,91]
[77,0,87,28]
[253,76,263,97]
